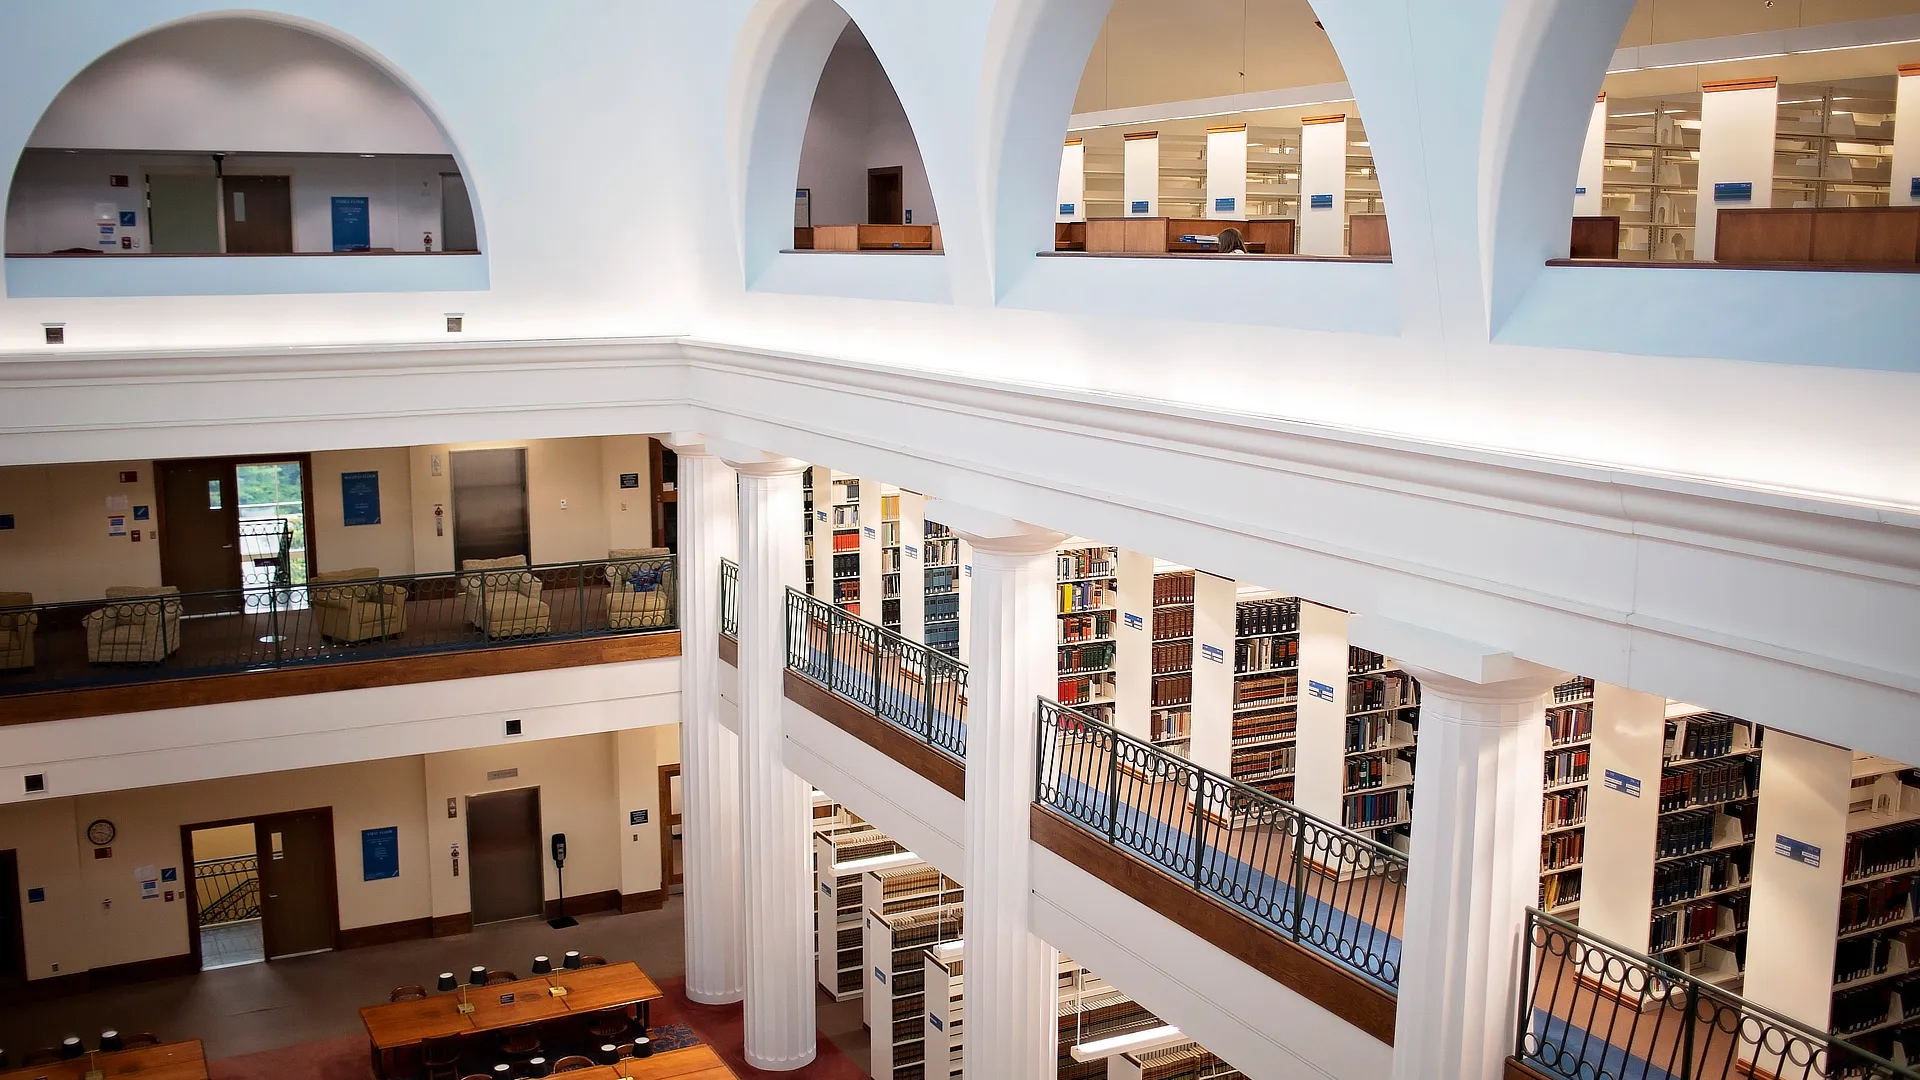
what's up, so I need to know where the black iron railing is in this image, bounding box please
[194,856,261,928]
[0,554,677,697]
[1036,699,1408,990]
[720,559,739,639]
[784,587,967,761]
[1518,908,1919,1080]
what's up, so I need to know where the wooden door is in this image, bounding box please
[158,459,242,613]
[223,175,293,254]
[868,167,904,225]
[466,788,544,924]
[658,765,683,895]
[0,850,24,987]
[256,810,337,959]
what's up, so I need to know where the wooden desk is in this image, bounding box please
[360,993,475,1050]
[0,1039,208,1080]
[618,1046,740,1078]
[463,976,572,1028]
[552,961,664,1018]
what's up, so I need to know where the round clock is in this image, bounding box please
[87,818,116,847]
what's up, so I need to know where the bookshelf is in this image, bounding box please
[895,490,927,645]
[866,886,963,1080]
[923,941,964,1080]
[924,519,962,658]
[1648,705,1760,989]
[1230,595,1298,800]
[803,467,818,599]
[882,490,903,633]
[1773,80,1896,210]
[814,823,906,1001]
[1108,1044,1245,1080]
[1540,676,1594,921]
[1058,544,1119,724]
[1342,647,1421,848]
[1151,570,1195,755]
[1828,758,1920,1056]
[1601,93,1702,261]
[829,473,864,616]
[1058,959,1160,1080]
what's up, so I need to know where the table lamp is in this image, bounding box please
[599,1043,620,1065]
[98,1031,121,1053]
[60,1037,83,1059]
[469,965,488,986]
[439,972,475,1015]
[632,1036,653,1058]
[531,955,552,975]
[563,950,583,970]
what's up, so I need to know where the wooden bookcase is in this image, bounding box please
[1540,676,1595,920]
[1230,595,1299,800]
[1057,544,1119,723]
[1150,570,1196,755]
[1342,647,1421,848]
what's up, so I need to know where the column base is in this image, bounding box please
[684,986,746,1006]
[744,1046,818,1072]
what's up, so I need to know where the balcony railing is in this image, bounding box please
[1518,908,1918,1080]
[194,856,261,928]
[1035,699,1407,991]
[0,554,677,697]
[720,559,739,639]
[784,587,967,762]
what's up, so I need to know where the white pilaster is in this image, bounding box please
[1206,124,1248,220]
[1391,663,1561,1080]
[666,435,745,1005]
[1059,139,1087,222]
[721,445,815,1072]
[1299,114,1350,256]
[1124,132,1160,217]
[1573,94,1607,217]
[1696,78,1779,260]
[932,501,1068,1080]
[1893,66,1920,206]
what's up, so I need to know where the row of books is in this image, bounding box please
[1152,572,1194,607]
[1847,822,1920,883]
[830,479,860,503]
[1151,641,1193,674]
[1058,675,1109,707]
[1151,674,1193,708]
[1653,850,1749,907]
[1665,715,1747,761]
[1833,981,1909,1035]
[1841,875,1915,935]
[1542,830,1584,871]
[1349,646,1386,676]
[1545,705,1592,746]
[1346,714,1403,753]
[1152,607,1194,641]
[1658,760,1755,813]
[1651,899,1744,953]
[830,505,860,527]
[881,575,900,599]
[1058,581,1112,614]
[925,566,957,593]
[926,594,958,622]
[880,547,900,573]
[1344,789,1405,829]
[1057,548,1114,580]
[1235,672,1295,708]
[1540,870,1582,911]
[831,552,859,578]
[881,597,900,627]
[1236,635,1297,673]
[1059,611,1113,642]
[1545,748,1590,788]
[879,520,900,546]
[834,580,859,604]
[1347,756,1396,791]
[1544,789,1587,830]
[1236,598,1299,636]
[1058,643,1115,675]
[1350,672,1419,714]
[1233,711,1295,745]
[1835,931,1912,987]
[1657,809,1723,859]
[831,531,859,552]
[1552,676,1595,704]
[1233,744,1294,779]
[1151,708,1192,743]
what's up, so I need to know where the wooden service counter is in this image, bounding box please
[803,224,942,251]
[1715,205,1920,266]
[1083,217,1296,255]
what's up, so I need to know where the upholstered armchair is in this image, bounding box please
[310,567,408,643]
[458,556,550,638]
[84,586,182,664]
[604,547,676,630]
[0,591,38,670]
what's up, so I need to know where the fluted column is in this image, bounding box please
[725,448,815,1071]
[666,436,744,1005]
[936,503,1069,1080]
[1391,664,1561,1080]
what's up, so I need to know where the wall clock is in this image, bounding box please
[87,818,116,846]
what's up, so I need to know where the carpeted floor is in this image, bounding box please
[202,977,865,1080]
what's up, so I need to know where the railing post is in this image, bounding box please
[871,624,884,719]
[924,656,938,748]
[824,600,837,694]
[578,560,588,637]
[1105,728,1120,844]
[1290,811,1309,942]
[269,579,282,667]
[1680,979,1698,1080]
[1191,774,1209,888]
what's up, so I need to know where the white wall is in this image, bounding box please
[1893,69,1920,206]
[1298,116,1349,255]
[1695,82,1780,260]
[310,445,416,574]
[1123,134,1159,216]
[1573,97,1608,217]
[0,460,160,602]
[1056,140,1085,223]
[1206,126,1248,220]
[794,23,937,226]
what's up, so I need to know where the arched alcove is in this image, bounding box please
[4,14,488,295]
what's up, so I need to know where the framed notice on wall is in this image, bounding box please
[361,827,399,881]
[795,188,811,228]
[341,471,381,527]
[331,196,371,252]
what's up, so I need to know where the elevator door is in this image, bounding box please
[450,448,530,566]
[467,788,544,924]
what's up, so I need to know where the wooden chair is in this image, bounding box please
[575,954,609,967]
[22,1048,62,1067]
[390,984,428,1002]
[421,1034,464,1080]
[498,1024,541,1062]
[483,969,519,985]
[551,1057,596,1073]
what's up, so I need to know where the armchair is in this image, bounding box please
[604,548,675,630]
[0,591,38,670]
[458,556,550,639]
[84,586,182,664]
[310,567,408,643]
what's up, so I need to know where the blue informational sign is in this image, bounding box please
[133,505,150,520]
[1307,680,1336,702]
[27,887,44,903]
[1122,612,1144,632]
[1131,200,1150,215]
[875,967,887,984]
[1712,181,1753,203]
[361,826,400,881]
[1214,196,1236,213]
[1059,202,1075,215]
[1603,770,1642,798]
[1775,834,1821,867]
[929,1013,944,1031]
[904,545,918,559]
[1911,177,1920,199]
[863,525,876,539]
[1201,643,1225,664]
[161,866,178,883]
[331,196,372,252]
[1310,193,1335,209]
[817,509,827,522]
[0,515,13,531]
[341,471,381,527]
[1574,186,1588,196]
[119,211,137,227]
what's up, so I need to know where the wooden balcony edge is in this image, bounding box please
[782,669,966,799]
[1546,257,1920,274]
[1029,804,1398,1045]
[1508,1058,1558,1080]
[1,630,681,725]
[719,631,737,666]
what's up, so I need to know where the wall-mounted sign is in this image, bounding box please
[1910,177,1920,200]
[1307,680,1336,702]
[1059,202,1075,215]
[1712,181,1753,203]
[929,1013,944,1030]
[816,509,827,522]
[341,471,381,527]
[1603,770,1641,797]
[629,809,649,826]
[619,473,639,489]
[1200,643,1225,664]
[1122,612,1144,632]
[1130,200,1150,215]
[1214,197,1236,213]
[133,505,149,520]
[1310,193,1335,209]
[0,515,13,531]
[874,967,887,984]
[362,826,400,881]
[1574,186,1588,196]
[331,196,372,251]
[108,515,126,537]
[1775,834,1821,867]
[27,887,44,903]
[863,525,876,539]
[904,544,918,560]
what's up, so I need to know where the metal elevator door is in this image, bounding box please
[466,788,544,924]
[449,448,530,566]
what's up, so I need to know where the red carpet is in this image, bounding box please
[205,979,863,1080]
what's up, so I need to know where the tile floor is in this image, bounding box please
[198,920,265,971]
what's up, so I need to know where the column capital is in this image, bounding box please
[662,431,718,457]
[925,499,1068,556]
[1399,662,1564,708]
[710,439,808,477]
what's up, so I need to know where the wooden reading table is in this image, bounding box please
[0,1039,208,1080]
[557,1045,739,1078]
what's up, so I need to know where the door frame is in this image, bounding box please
[179,806,339,969]
[657,764,683,894]
[868,166,905,224]
[155,453,320,589]
[0,849,24,983]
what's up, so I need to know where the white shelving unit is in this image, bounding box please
[866,880,963,1080]
[923,940,965,1080]
[1647,705,1760,989]
[813,823,906,1002]
[923,519,963,659]
[1150,569,1195,754]
[1342,648,1420,848]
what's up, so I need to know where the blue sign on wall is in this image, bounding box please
[361,826,400,881]
[1201,643,1225,664]
[1775,834,1821,867]
[1603,770,1642,797]
[119,211,137,227]
[1214,196,1236,213]
[1059,202,1075,215]
[1310,193,1335,209]
[1712,181,1754,203]
[1574,186,1588,196]
[1130,200,1150,215]
[331,196,372,252]
[341,471,381,527]
[1307,680,1336,702]
[27,887,44,903]
[1910,177,1920,199]
[1122,612,1144,631]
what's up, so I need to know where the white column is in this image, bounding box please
[1187,571,1235,775]
[1124,132,1160,217]
[934,501,1068,1080]
[666,436,745,1005]
[1112,549,1155,742]
[1299,114,1350,255]
[898,490,927,644]
[1743,730,1850,1030]
[1058,139,1087,222]
[1391,663,1561,1080]
[1573,94,1607,217]
[1696,78,1779,260]
[1206,124,1248,220]
[720,445,815,1072]
[1892,65,1920,206]
[1293,601,1350,824]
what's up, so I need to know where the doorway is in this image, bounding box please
[441,173,478,252]
[466,787,544,924]
[222,175,294,254]
[0,850,25,992]
[159,456,316,614]
[235,461,309,592]
[187,823,263,970]
[450,448,531,566]
[868,167,904,225]
[182,809,338,969]
[658,764,683,896]
[649,439,678,553]
[146,173,221,253]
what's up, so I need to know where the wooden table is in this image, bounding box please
[619,1046,739,1078]
[0,1039,208,1080]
